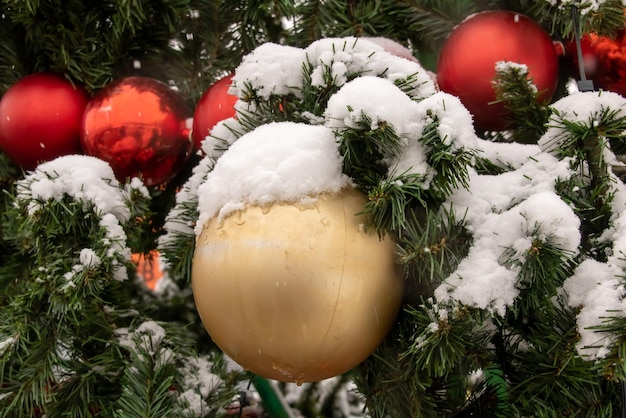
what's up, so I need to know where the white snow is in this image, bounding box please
[17,155,131,222]
[230,43,307,99]
[16,155,140,282]
[564,259,626,359]
[0,336,17,355]
[325,76,419,132]
[231,37,436,103]
[416,92,479,150]
[435,190,581,316]
[179,356,224,417]
[195,122,352,233]
[306,37,436,98]
[79,248,101,268]
[116,320,174,367]
[544,0,620,15]
[539,90,626,155]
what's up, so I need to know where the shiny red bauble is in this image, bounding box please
[81,77,192,186]
[437,11,559,131]
[0,73,89,170]
[568,30,626,96]
[191,74,238,151]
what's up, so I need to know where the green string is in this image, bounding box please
[251,375,294,418]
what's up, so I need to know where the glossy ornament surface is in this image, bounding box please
[568,30,626,96]
[192,188,403,384]
[0,73,89,170]
[437,11,559,131]
[81,76,192,186]
[191,74,238,151]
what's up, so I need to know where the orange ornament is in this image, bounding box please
[81,77,192,186]
[132,250,164,290]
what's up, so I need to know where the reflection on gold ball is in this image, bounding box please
[192,188,403,384]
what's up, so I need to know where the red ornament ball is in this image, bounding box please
[191,74,238,151]
[81,77,192,186]
[437,11,559,131]
[0,73,89,170]
[568,30,626,96]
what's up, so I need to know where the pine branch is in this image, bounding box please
[503,234,577,327]
[543,105,626,247]
[492,61,552,144]
[114,322,241,417]
[387,0,479,46]
[525,0,626,38]
[338,110,404,187]
[464,365,510,417]
[403,303,492,378]
[590,314,626,382]
[115,322,187,418]
[508,296,622,416]
[0,159,154,416]
[353,310,439,418]
[420,117,475,198]
[158,156,216,283]
[396,207,471,301]
[555,176,613,260]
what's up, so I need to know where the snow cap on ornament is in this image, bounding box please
[195,122,352,230]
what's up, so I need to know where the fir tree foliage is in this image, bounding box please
[0,157,241,417]
[3,1,626,417]
[491,61,553,144]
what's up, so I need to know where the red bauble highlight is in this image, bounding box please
[437,11,559,131]
[81,77,192,186]
[191,74,238,151]
[0,73,89,170]
[568,30,626,96]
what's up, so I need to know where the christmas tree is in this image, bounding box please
[2,1,626,417]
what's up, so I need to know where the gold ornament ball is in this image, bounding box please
[192,188,403,384]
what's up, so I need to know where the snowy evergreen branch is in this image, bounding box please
[507,295,619,416]
[158,156,215,283]
[531,0,626,38]
[396,207,471,294]
[0,156,147,416]
[363,175,430,235]
[419,116,474,198]
[115,321,237,418]
[492,61,552,144]
[352,310,439,418]
[158,116,246,283]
